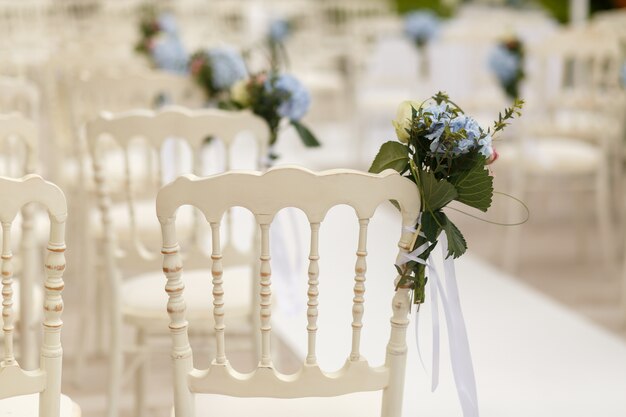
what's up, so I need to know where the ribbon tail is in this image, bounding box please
[440,236,479,417]
[414,305,429,374]
[426,256,441,392]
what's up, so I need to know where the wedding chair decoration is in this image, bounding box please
[86,106,269,417]
[403,10,440,78]
[189,47,248,102]
[223,71,320,160]
[0,174,81,417]
[134,8,188,74]
[157,166,420,417]
[488,36,525,101]
[369,92,523,416]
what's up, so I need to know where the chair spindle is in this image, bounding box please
[350,218,369,361]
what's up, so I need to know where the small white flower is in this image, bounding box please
[393,100,421,143]
[230,79,250,105]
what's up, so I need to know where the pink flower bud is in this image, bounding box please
[487,148,499,164]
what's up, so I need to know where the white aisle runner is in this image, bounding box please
[271,204,626,417]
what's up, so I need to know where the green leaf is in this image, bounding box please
[369,141,410,174]
[291,120,321,147]
[449,163,494,212]
[420,170,458,211]
[421,210,444,241]
[442,217,467,259]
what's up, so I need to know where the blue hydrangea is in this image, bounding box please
[207,48,248,91]
[423,110,490,156]
[269,19,289,42]
[404,11,439,45]
[158,12,178,35]
[478,134,494,158]
[489,45,519,84]
[152,36,188,74]
[265,74,311,121]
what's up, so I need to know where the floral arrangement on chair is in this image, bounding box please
[404,10,439,77]
[189,47,248,100]
[488,37,525,100]
[267,19,291,70]
[222,72,320,160]
[135,10,187,73]
[369,92,523,303]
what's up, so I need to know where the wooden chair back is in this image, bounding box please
[157,166,420,417]
[0,174,67,417]
[86,106,270,270]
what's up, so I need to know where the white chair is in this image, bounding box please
[0,174,81,417]
[157,166,420,417]
[501,26,625,272]
[86,107,269,417]
[0,113,48,371]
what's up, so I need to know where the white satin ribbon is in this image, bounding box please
[398,232,479,417]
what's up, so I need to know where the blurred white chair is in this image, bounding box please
[85,107,269,417]
[501,26,624,272]
[0,174,81,417]
[157,166,419,417]
[0,114,48,371]
[63,70,204,364]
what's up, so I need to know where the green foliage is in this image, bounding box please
[369,141,410,173]
[291,120,321,147]
[449,161,493,212]
[394,0,454,18]
[442,216,467,259]
[134,6,161,57]
[420,169,457,211]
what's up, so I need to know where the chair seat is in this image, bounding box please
[121,266,254,329]
[90,200,197,241]
[0,393,81,417]
[188,391,381,417]
[498,137,602,174]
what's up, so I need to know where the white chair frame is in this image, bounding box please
[157,166,420,417]
[0,174,76,417]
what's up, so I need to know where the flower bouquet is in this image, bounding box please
[267,19,291,70]
[369,92,523,303]
[404,10,439,77]
[222,72,320,160]
[488,37,525,100]
[189,47,248,101]
[135,10,187,73]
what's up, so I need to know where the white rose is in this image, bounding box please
[392,100,420,143]
[230,79,250,105]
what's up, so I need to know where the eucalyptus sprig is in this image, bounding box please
[370,92,523,303]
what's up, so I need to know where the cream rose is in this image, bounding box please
[230,79,250,105]
[392,100,420,143]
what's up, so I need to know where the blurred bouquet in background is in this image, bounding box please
[267,18,291,71]
[489,37,525,100]
[223,72,320,160]
[404,10,439,49]
[404,10,439,77]
[135,9,187,74]
[189,47,248,100]
[369,92,522,303]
